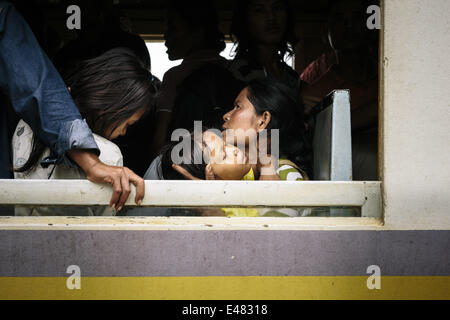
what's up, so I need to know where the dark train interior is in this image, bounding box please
[2,0,380,217]
[33,0,342,72]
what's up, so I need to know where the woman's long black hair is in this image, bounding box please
[230,0,298,61]
[246,79,312,175]
[16,47,157,173]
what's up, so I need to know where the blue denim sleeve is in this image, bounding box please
[0,2,99,166]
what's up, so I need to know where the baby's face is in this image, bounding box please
[202,131,251,180]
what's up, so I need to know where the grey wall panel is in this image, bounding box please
[0,230,448,277]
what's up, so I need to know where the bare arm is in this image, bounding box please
[68,150,145,211]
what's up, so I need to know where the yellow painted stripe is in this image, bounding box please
[0,276,449,300]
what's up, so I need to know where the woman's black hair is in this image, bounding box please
[246,79,312,174]
[160,132,207,180]
[16,47,157,173]
[169,65,245,133]
[166,0,226,53]
[63,47,155,136]
[230,0,298,61]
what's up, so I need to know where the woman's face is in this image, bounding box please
[247,0,288,46]
[222,87,263,146]
[202,131,251,180]
[108,108,146,140]
[164,10,195,61]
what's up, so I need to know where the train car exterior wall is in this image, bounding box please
[0,0,449,299]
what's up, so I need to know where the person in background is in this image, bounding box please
[54,0,150,73]
[168,65,245,134]
[150,0,229,161]
[0,2,145,215]
[229,0,300,90]
[300,0,379,180]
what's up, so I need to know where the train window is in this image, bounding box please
[146,40,293,80]
[0,0,382,227]
[146,40,238,80]
[146,41,182,80]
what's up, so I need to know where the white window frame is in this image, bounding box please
[0,3,386,231]
[0,180,382,230]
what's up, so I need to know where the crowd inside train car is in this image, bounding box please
[0,0,379,216]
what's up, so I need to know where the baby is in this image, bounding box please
[146,130,252,181]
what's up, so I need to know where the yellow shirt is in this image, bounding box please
[221,161,309,217]
[221,168,258,217]
[242,167,255,181]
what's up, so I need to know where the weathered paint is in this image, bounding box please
[0,230,448,299]
[1,276,449,300]
[382,0,450,229]
[0,180,382,218]
[0,230,448,277]
[0,0,449,301]
[0,216,384,231]
[0,180,381,210]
